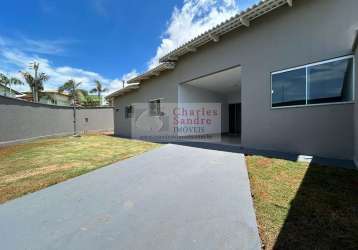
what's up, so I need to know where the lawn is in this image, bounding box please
[1,136,358,249]
[0,134,159,204]
[246,156,358,250]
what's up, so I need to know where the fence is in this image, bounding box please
[0,95,114,145]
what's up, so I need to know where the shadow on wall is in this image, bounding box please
[273,162,358,249]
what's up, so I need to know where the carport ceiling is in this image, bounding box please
[185,66,241,94]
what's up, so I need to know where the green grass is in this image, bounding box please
[0,134,159,203]
[2,136,357,249]
[246,156,358,250]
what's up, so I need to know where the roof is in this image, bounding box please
[124,0,292,90]
[159,0,291,62]
[106,83,140,99]
[0,83,23,95]
[23,90,70,97]
[127,62,176,84]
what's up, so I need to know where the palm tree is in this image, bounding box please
[0,73,23,96]
[58,80,88,136]
[90,80,108,105]
[20,62,49,102]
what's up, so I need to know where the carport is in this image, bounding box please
[178,66,242,145]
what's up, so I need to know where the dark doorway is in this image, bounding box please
[229,103,241,134]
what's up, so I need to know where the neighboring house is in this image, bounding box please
[108,0,358,164]
[19,90,72,106]
[0,83,23,98]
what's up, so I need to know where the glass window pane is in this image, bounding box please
[272,68,306,107]
[125,106,133,119]
[308,58,354,104]
[149,100,161,116]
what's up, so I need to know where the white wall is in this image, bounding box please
[178,84,229,133]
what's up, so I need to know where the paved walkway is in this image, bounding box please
[0,144,261,250]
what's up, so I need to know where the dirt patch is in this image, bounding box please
[0,140,63,157]
[0,163,80,184]
[254,157,275,167]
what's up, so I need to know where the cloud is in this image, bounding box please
[21,38,67,55]
[148,0,241,69]
[0,37,121,94]
[0,34,134,95]
[0,0,259,95]
[0,35,69,56]
[107,70,139,94]
[111,0,256,88]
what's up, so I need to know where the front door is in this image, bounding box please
[229,103,241,134]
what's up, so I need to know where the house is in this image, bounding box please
[19,90,72,106]
[107,0,358,164]
[0,83,23,98]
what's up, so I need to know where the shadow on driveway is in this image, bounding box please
[169,141,355,169]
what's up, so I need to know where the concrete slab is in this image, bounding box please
[0,144,261,250]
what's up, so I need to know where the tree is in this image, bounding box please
[90,80,108,105]
[0,73,23,96]
[21,62,49,102]
[58,80,88,136]
[81,95,100,107]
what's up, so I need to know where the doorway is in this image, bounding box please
[229,103,241,135]
[177,65,242,145]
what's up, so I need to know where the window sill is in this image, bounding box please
[271,101,355,110]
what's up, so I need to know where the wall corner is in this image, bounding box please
[353,47,358,167]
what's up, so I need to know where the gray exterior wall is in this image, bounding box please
[114,0,358,160]
[114,71,178,137]
[0,95,114,144]
[76,107,114,133]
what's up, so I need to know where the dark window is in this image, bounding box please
[308,58,354,104]
[271,56,354,108]
[125,105,133,119]
[272,68,306,107]
[85,118,89,123]
[149,99,161,116]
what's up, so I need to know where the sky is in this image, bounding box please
[0,0,258,94]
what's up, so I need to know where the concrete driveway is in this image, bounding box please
[0,144,261,250]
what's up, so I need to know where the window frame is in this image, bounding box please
[271,55,355,109]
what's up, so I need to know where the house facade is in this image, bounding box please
[108,0,358,163]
